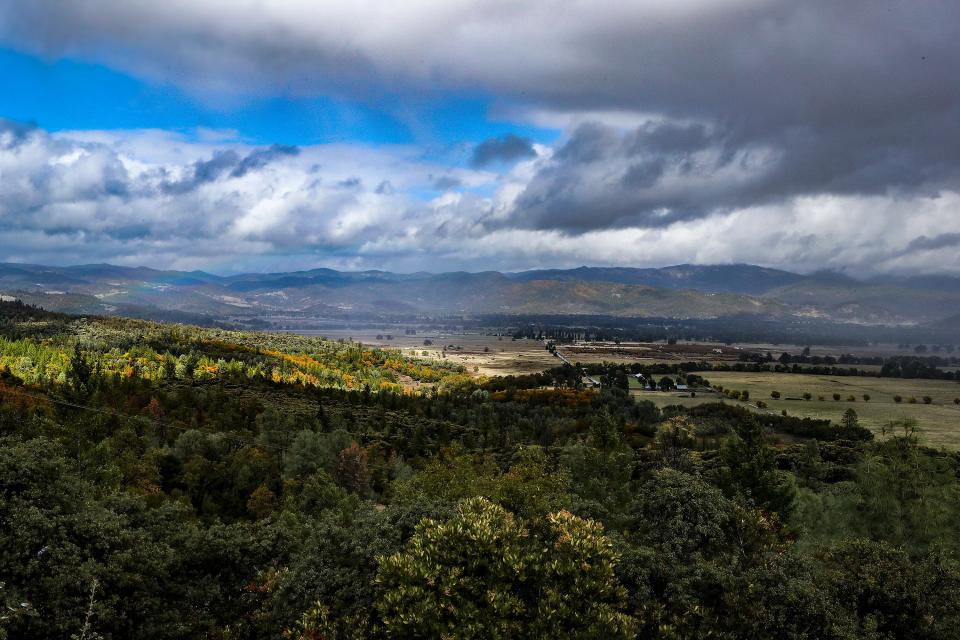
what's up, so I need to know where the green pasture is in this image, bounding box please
[633,371,960,448]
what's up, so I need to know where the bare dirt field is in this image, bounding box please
[295,330,559,376]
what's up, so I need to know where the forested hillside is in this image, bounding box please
[4,262,960,326]
[1,301,959,639]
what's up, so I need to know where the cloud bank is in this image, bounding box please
[1,119,958,275]
[1,1,959,274]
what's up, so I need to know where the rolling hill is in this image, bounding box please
[1,262,958,328]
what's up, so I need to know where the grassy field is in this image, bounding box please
[304,330,941,378]
[300,329,960,447]
[633,371,960,448]
[305,330,561,376]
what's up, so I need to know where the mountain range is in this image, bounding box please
[1,262,958,329]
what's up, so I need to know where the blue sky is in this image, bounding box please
[0,1,958,275]
[0,47,556,152]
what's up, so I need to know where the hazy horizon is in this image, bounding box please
[0,259,941,281]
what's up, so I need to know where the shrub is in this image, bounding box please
[894,395,903,403]
[841,408,859,429]
[833,393,841,401]
[767,413,872,442]
[771,390,781,399]
[802,392,812,401]
[755,400,767,409]
[862,394,870,402]
[923,396,933,405]
[908,397,917,404]
[954,398,959,405]
[846,395,856,402]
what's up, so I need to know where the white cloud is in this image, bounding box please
[0,124,498,271]
[1,122,959,276]
[3,1,959,276]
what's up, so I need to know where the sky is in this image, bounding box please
[0,0,959,276]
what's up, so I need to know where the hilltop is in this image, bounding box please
[2,262,959,328]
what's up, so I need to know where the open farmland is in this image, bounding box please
[301,329,960,445]
[413,336,787,375]
[412,338,747,375]
[306,331,561,376]
[633,371,960,448]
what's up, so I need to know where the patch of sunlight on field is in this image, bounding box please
[657,371,960,449]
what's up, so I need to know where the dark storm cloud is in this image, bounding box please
[502,0,960,232]
[162,145,299,194]
[620,159,665,189]
[103,223,154,241]
[230,144,299,178]
[1,1,960,274]
[506,106,960,232]
[337,177,362,189]
[553,123,621,164]
[506,121,739,231]
[432,175,462,190]
[4,1,959,230]
[194,151,241,182]
[471,134,535,167]
[626,122,711,156]
[906,233,960,253]
[161,151,237,194]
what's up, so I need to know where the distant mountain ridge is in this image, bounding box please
[1,262,958,328]
[508,264,810,294]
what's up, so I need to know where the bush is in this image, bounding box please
[923,396,933,404]
[954,398,959,405]
[908,397,917,404]
[771,391,781,399]
[846,395,856,402]
[862,394,870,402]
[763,412,873,442]
[894,395,903,403]
[802,392,812,401]
[833,393,841,401]
[756,400,767,409]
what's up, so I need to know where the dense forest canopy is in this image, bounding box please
[1,301,959,639]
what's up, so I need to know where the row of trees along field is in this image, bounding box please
[1,302,959,639]
[570,351,960,381]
